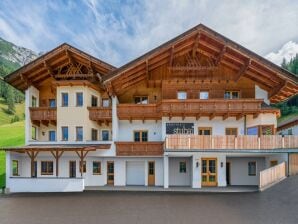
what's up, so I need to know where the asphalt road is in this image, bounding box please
[1,177,298,224]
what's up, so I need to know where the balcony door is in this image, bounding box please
[198,127,212,135]
[107,161,114,185]
[201,158,217,187]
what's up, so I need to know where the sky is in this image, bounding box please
[0,0,298,67]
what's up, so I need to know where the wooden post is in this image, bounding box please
[26,150,39,177]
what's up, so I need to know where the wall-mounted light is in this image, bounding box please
[196,162,199,168]
[42,131,45,136]
[221,162,224,168]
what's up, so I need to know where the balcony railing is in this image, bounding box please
[117,99,279,120]
[165,135,298,150]
[115,142,164,156]
[29,107,56,121]
[88,107,112,122]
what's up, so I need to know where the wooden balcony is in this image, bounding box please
[117,104,161,120]
[165,135,298,150]
[29,107,56,125]
[115,142,164,156]
[88,107,112,124]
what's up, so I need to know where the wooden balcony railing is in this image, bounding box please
[88,107,112,122]
[259,162,286,190]
[117,99,279,120]
[165,135,298,150]
[117,104,160,120]
[115,142,164,156]
[29,107,56,121]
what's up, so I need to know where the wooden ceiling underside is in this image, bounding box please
[5,43,116,92]
[104,24,298,103]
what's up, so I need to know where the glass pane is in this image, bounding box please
[49,131,56,141]
[209,160,216,173]
[76,93,83,106]
[209,175,216,182]
[224,92,231,99]
[202,175,207,182]
[91,96,98,107]
[102,99,110,107]
[62,127,68,141]
[49,99,56,107]
[199,91,209,99]
[76,127,83,141]
[108,175,114,180]
[134,132,140,142]
[32,96,37,107]
[202,160,207,173]
[177,91,187,100]
[247,127,258,135]
[142,132,148,142]
[102,131,109,141]
[232,92,239,99]
[62,93,68,106]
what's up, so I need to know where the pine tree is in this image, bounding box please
[6,86,15,114]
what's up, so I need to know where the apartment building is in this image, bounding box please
[3,24,298,192]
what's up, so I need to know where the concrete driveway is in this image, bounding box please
[0,177,298,224]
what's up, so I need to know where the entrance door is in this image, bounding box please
[107,161,114,185]
[32,161,37,178]
[226,162,230,185]
[148,161,155,186]
[201,158,217,187]
[69,161,76,178]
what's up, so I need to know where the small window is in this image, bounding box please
[76,127,83,141]
[80,161,86,173]
[198,127,212,135]
[41,161,53,175]
[270,160,278,167]
[179,161,187,173]
[93,161,101,175]
[177,91,187,100]
[91,95,98,107]
[102,130,110,141]
[199,91,209,99]
[134,96,148,104]
[76,92,83,107]
[49,131,56,141]
[248,162,256,176]
[288,129,293,135]
[61,93,68,107]
[224,91,239,99]
[91,129,98,141]
[134,131,148,142]
[49,99,56,108]
[12,160,19,176]
[225,128,238,136]
[32,96,37,107]
[31,126,37,140]
[102,99,110,107]
[261,126,273,135]
[62,126,68,141]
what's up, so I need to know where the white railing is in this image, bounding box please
[259,162,286,190]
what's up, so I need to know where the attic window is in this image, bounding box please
[177,91,187,100]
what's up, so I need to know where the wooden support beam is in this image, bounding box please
[269,81,287,98]
[209,113,215,120]
[236,114,243,121]
[26,150,39,177]
[223,113,229,121]
[215,45,226,66]
[65,49,75,65]
[44,61,54,77]
[192,32,201,58]
[234,59,251,82]
[20,74,32,88]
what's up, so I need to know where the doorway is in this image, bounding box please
[107,161,114,185]
[226,162,231,185]
[148,161,155,186]
[69,161,76,178]
[201,158,217,187]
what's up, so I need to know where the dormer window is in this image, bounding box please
[177,91,187,100]
[134,96,148,104]
[224,91,239,99]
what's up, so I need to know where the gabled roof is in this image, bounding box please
[103,24,298,103]
[5,43,116,91]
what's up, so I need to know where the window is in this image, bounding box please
[261,126,273,135]
[91,129,98,141]
[76,127,83,141]
[177,91,187,100]
[179,161,187,173]
[41,161,53,175]
[134,96,148,104]
[49,131,56,141]
[31,96,37,107]
[134,130,148,142]
[225,128,238,136]
[199,91,209,99]
[31,126,37,140]
[247,125,274,136]
[270,160,278,167]
[102,99,110,107]
[91,95,98,107]
[76,92,83,107]
[49,99,56,108]
[288,129,293,135]
[198,127,212,135]
[12,160,19,176]
[80,161,86,173]
[61,126,68,141]
[61,93,68,107]
[102,130,110,141]
[247,126,258,135]
[93,161,101,175]
[224,91,239,99]
[248,162,256,176]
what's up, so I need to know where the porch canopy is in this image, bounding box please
[3,144,111,177]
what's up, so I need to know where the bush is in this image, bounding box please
[10,115,20,123]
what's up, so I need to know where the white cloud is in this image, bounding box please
[265,41,298,65]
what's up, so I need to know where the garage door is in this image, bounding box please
[126,161,145,185]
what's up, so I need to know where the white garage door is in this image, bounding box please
[126,161,145,186]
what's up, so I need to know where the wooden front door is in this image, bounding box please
[148,161,155,186]
[201,158,217,187]
[107,161,114,185]
[69,161,76,178]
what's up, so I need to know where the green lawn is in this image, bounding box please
[0,98,25,126]
[0,121,25,188]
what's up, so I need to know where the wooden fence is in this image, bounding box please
[259,162,286,190]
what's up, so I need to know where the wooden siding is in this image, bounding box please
[165,135,298,150]
[259,162,286,190]
[115,142,164,156]
[289,153,298,176]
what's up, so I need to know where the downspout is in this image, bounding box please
[287,153,290,177]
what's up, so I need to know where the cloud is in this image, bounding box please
[0,0,297,67]
[265,41,298,65]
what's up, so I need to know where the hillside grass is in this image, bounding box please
[0,97,24,125]
[0,121,25,188]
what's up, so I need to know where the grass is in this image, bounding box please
[0,98,25,126]
[0,121,25,188]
